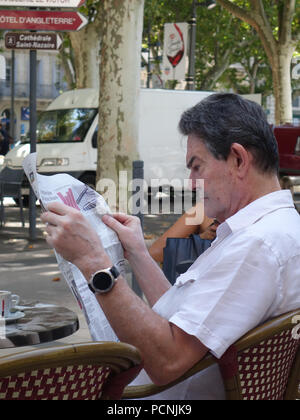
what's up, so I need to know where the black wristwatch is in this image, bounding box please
[88,265,120,294]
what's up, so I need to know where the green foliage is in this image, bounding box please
[79,0,100,22]
[143,0,273,96]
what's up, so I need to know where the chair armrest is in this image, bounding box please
[122,353,216,399]
[122,383,164,399]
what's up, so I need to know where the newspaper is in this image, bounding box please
[22,153,125,342]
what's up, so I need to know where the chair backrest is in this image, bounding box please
[218,308,300,400]
[122,309,300,400]
[0,167,24,198]
[0,341,142,400]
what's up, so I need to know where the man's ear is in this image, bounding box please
[229,143,252,177]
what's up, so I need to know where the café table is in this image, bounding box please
[0,300,79,349]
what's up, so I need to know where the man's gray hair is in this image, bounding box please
[179,93,279,174]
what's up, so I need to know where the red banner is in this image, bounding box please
[0,10,88,31]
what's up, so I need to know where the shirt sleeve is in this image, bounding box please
[168,234,280,358]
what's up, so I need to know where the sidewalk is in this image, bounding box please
[0,203,46,254]
[0,198,179,254]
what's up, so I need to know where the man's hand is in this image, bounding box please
[41,201,111,278]
[200,220,219,240]
[102,213,148,260]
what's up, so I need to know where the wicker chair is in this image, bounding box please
[123,308,300,400]
[0,341,142,400]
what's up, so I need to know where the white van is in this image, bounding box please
[3,88,213,201]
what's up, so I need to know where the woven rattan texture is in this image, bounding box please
[238,329,299,400]
[0,364,111,400]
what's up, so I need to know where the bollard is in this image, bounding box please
[132,160,144,230]
[131,160,144,297]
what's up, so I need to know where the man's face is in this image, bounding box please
[186,135,235,222]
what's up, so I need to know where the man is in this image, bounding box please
[41,94,300,399]
[0,123,11,156]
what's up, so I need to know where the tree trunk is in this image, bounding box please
[69,17,101,89]
[96,0,144,212]
[248,59,259,94]
[59,42,76,89]
[271,45,294,124]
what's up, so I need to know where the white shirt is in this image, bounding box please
[131,190,300,399]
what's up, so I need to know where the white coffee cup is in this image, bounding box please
[0,291,20,318]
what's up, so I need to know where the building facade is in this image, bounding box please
[0,45,67,141]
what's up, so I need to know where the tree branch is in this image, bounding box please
[249,0,261,12]
[215,0,277,67]
[215,0,257,27]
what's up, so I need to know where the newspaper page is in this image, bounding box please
[22,152,125,342]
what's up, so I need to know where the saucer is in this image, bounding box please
[4,311,25,323]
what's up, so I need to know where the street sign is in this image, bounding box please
[5,32,63,50]
[0,10,88,31]
[0,0,85,7]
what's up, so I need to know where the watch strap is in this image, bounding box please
[88,265,120,294]
[110,265,120,279]
[88,283,96,293]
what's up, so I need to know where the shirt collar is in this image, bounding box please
[217,190,295,238]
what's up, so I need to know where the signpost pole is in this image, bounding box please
[10,49,15,142]
[29,48,37,241]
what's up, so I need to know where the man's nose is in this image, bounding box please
[188,172,197,191]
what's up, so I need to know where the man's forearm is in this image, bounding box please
[128,249,171,307]
[94,275,208,386]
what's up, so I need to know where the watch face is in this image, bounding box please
[93,272,113,291]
